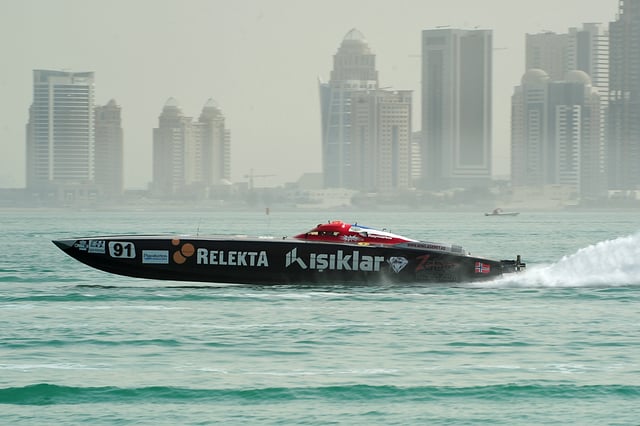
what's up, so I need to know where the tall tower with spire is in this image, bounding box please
[319,29,378,188]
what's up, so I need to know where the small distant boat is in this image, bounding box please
[485,208,519,217]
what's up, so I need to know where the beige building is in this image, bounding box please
[350,90,412,192]
[152,98,192,196]
[26,70,96,190]
[194,99,231,187]
[152,98,230,198]
[95,99,123,198]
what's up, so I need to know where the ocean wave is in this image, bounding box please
[0,337,183,350]
[1,383,638,405]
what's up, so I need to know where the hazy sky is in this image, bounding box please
[0,0,617,189]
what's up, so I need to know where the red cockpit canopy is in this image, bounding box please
[292,220,415,245]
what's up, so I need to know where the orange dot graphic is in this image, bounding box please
[181,243,195,257]
[171,238,180,246]
[173,251,186,264]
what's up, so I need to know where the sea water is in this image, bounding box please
[1,209,639,425]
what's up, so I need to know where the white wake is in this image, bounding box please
[485,232,640,288]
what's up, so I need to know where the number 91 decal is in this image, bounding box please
[108,241,136,259]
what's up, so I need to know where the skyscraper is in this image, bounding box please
[350,90,412,192]
[526,32,569,81]
[152,98,192,197]
[26,70,95,191]
[608,0,640,190]
[319,29,378,189]
[95,99,123,197]
[152,98,231,198]
[511,69,605,199]
[421,29,492,190]
[194,99,231,187]
[568,23,609,191]
[567,23,609,93]
[511,69,550,188]
[551,73,605,198]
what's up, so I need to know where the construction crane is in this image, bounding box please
[244,169,275,190]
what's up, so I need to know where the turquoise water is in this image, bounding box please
[1,210,639,424]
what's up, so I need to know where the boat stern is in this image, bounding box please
[500,255,526,274]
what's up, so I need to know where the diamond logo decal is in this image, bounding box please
[388,257,409,273]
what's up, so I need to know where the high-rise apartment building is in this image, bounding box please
[421,28,492,190]
[95,99,123,197]
[523,25,608,195]
[608,0,640,190]
[511,69,605,199]
[152,98,192,197]
[526,32,569,81]
[568,23,609,92]
[194,99,231,187]
[568,23,609,190]
[26,70,95,191]
[319,29,378,189]
[152,98,231,198]
[410,131,422,184]
[350,90,412,192]
[512,69,548,188]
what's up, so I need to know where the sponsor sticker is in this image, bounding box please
[142,250,169,264]
[285,248,385,272]
[196,249,269,267]
[74,240,89,251]
[88,240,106,254]
[415,254,456,272]
[388,257,409,273]
[406,242,448,251]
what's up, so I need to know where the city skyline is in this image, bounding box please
[1,0,617,189]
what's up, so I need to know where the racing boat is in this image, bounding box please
[52,220,525,284]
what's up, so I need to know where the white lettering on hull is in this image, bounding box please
[196,249,269,267]
[285,248,385,272]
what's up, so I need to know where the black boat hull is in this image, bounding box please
[53,236,519,284]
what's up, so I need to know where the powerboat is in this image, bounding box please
[52,220,525,284]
